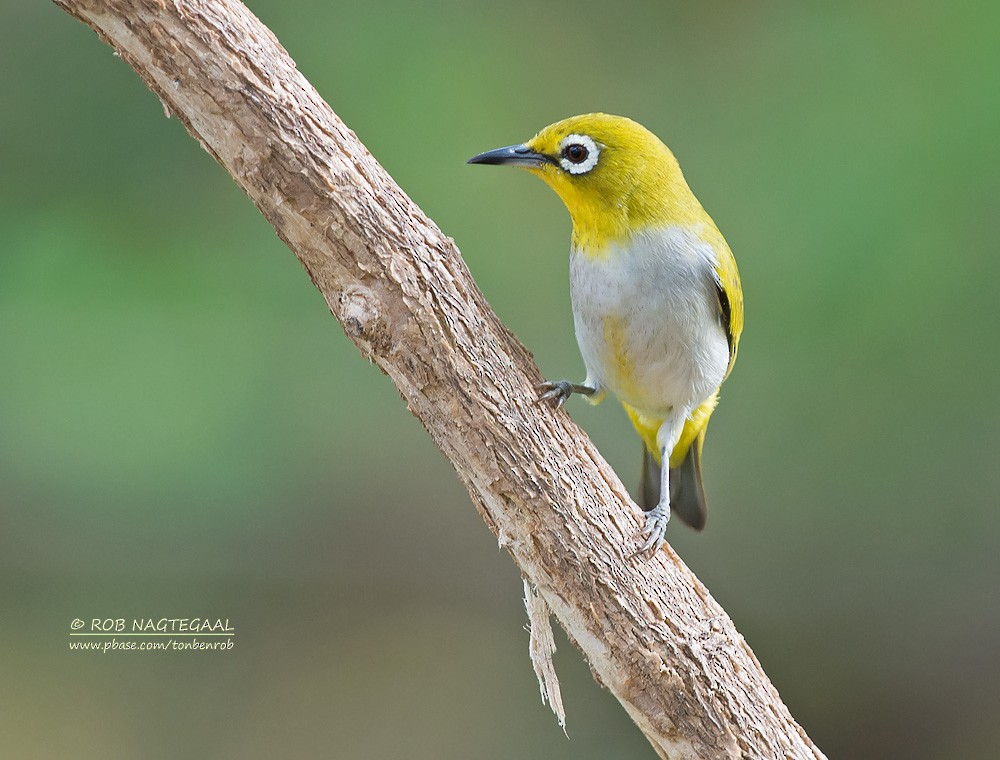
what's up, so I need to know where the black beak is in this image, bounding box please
[467,143,552,168]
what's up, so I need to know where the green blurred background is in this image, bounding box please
[2,1,998,757]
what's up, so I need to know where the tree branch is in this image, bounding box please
[52,1,825,757]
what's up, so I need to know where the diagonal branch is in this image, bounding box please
[52,1,825,757]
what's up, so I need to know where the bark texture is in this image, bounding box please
[52,1,826,757]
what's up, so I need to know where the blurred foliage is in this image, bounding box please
[2,0,999,758]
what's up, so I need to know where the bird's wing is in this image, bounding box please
[713,240,744,378]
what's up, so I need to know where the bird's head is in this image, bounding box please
[469,113,699,251]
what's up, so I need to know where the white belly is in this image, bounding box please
[570,226,730,418]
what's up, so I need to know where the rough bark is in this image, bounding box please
[52,1,826,757]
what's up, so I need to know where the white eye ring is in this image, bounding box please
[559,134,601,175]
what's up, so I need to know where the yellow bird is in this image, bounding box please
[469,113,743,553]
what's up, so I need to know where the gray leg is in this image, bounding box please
[638,413,684,554]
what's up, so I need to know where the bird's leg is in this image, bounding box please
[638,413,684,554]
[537,378,604,408]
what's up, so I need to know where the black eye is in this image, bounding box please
[564,143,589,164]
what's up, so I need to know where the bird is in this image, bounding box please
[468,113,743,554]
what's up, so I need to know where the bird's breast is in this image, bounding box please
[569,226,730,417]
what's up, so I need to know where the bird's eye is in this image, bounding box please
[558,134,600,174]
[564,143,589,164]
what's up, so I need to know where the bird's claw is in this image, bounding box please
[537,380,573,409]
[636,503,670,555]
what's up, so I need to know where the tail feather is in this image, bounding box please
[669,433,708,531]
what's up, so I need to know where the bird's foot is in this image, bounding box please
[637,502,671,555]
[537,380,576,408]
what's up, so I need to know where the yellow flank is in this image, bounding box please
[601,314,638,400]
[624,391,719,469]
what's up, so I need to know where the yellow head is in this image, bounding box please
[469,113,706,251]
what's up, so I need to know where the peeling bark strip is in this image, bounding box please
[524,578,566,730]
[52,2,825,757]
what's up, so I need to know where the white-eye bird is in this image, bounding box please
[468,113,743,553]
